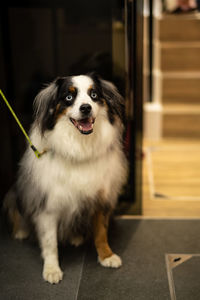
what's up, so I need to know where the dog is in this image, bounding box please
[3,74,128,284]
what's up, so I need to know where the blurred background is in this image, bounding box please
[1,0,200,217]
[0,0,143,215]
[143,0,200,217]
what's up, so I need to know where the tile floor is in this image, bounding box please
[1,218,200,300]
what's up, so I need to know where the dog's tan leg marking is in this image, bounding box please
[93,211,122,268]
[10,209,29,240]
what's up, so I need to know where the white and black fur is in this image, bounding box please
[4,74,128,284]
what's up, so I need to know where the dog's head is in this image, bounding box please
[34,74,125,136]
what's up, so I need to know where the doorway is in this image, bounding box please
[0,0,144,215]
[143,0,200,217]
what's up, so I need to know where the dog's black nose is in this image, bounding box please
[80,104,92,115]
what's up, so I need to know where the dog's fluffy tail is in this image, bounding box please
[3,186,29,239]
[3,185,18,223]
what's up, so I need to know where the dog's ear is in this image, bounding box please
[55,77,66,87]
[100,79,125,124]
[33,80,59,133]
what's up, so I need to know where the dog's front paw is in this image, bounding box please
[98,254,122,268]
[43,264,63,284]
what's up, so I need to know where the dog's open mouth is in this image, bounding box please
[70,117,95,135]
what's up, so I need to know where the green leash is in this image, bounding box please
[0,89,42,158]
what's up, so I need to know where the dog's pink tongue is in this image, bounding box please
[78,119,93,131]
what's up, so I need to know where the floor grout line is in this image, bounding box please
[157,196,200,201]
[165,254,177,300]
[74,248,87,300]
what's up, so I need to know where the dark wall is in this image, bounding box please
[0,0,125,205]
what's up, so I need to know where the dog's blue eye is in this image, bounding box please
[91,92,97,99]
[66,95,73,101]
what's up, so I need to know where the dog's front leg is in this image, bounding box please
[93,210,122,268]
[35,213,63,284]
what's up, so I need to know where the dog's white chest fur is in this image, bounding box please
[36,149,119,212]
[23,115,127,217]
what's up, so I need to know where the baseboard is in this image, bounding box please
[144,102,163,140]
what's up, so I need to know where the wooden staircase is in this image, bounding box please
[153,13,200,138]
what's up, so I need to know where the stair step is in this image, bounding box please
[162,72,200,103]
[154,41,200,71]
[164,104,200,114]
[163,104,200,138]
[155,13,200,42]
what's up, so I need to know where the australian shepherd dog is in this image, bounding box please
[4,74,128,284]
